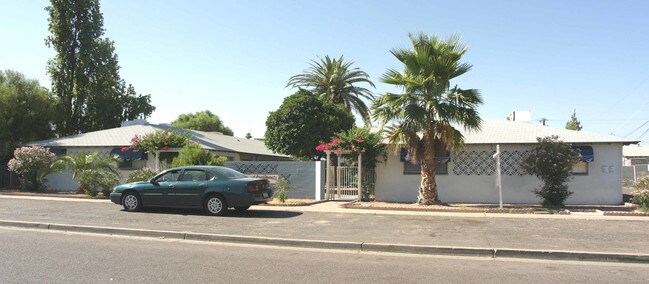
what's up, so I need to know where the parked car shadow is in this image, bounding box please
[125,208,303,219]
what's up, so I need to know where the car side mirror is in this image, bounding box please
[150,179,159,186]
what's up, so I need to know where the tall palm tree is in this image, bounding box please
[286,55,376,124]
[372,33,483,205]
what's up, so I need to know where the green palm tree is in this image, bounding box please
[286,55,376,123]
[55,152,120,193]
[372,33,483,205]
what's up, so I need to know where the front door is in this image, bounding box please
[173,169,209,207]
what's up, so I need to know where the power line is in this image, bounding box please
[624,120,649,137]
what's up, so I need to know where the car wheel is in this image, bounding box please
[122,192,142,212]
[204,195,227,216]
[234,206,250,211]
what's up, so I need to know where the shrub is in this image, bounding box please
[55,152,120,195]
[522,136,581,208]
[128,129,189,152]
[273,178,294,203]
[632,177,649,211]
[77,170,119,198]
[171,143,226,167]
[127,167,159,183]
[7,146,56,191]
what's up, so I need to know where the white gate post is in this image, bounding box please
[315,161,324,200]
[326,151,331,200]
[358,153,362,201]
[336,152,342,199]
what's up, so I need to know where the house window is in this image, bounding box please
[571,161,588,175]
[403,161,448,175]
[118,159,133,170]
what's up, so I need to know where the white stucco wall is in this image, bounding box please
[374,143,624,205]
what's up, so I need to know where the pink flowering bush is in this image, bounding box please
[631,177,649,211]
[315,136,367,154]
[315,127,387,201]
[128,129,189,153]
[522,136,581,208]
[7,146,56,191]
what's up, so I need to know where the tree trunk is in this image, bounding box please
[417,135,440,205]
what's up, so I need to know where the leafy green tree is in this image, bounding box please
[171,143,226,167]
[0,70,56,162]
[286,55,375,123]
[372,33,483,205]
[54,152,120,194]
[265,90,355,160]
[171,110,233,135]
[522,136,581,208]
[565,109,583,131]
[45,0,155,136]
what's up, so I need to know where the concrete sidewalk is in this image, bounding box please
[1,196,649,263]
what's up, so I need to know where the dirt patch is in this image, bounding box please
[260,199,326,206]
[343,201,644,215]
[0,189,104,199]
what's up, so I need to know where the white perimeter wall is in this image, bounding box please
[374,143,624,205]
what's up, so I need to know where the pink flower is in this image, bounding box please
[355,136,363,143]
[163,146,169,150]
[336,148,342,154]
[121,147,129,152]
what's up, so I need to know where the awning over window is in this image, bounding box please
[400,148,451,163]
[110,148,147,160]
[574,146,594,162]
[48,148,67,156]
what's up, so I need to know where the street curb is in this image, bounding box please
[494,248,649,263]
[361,243,494,257]
[184,233,362,250]
[1,219,648,264]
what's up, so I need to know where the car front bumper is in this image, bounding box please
[110,192,122,205]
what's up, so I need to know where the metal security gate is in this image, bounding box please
[335,166,359,199]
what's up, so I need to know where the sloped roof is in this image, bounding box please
[380,119,638,145]
[26,124,287,157]
[459,119,639,144]
[623,146,649,157]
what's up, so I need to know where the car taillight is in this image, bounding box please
[246,181,269,192]
[246,182,261,192]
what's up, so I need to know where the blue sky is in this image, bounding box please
[1,0,648,144]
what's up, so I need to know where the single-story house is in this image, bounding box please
[25,121,289,190]
[374,115,639,205]
[623,145,649,166]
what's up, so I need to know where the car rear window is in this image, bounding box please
[213,167,246,179]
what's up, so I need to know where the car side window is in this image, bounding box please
[154,170,181,183]
[180,170,207,182]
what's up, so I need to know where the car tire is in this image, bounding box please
[204,195,227,216]
[234,206,250,211]
[122,192,142,212]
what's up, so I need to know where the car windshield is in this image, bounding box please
[213,167,246,179]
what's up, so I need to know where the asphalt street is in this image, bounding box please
[1,197,649,255]
[1,227,648,283]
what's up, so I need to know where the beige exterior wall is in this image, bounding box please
[374,143,624,205]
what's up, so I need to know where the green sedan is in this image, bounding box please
[110,166,272,215]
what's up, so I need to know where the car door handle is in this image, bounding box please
[169,185,175,188]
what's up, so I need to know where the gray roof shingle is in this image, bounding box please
[26,124,287,157]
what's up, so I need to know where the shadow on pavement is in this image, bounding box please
[126,208,303,219]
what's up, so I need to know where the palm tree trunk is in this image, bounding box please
[418,155,439,205]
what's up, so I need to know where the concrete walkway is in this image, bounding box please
[1,196,649,263]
